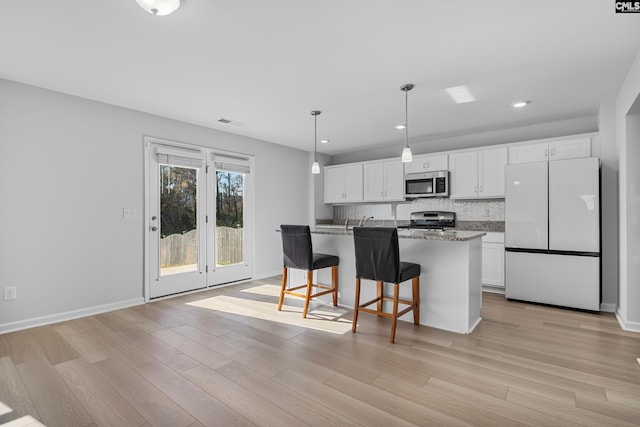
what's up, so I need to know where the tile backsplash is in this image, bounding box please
[334,198,504,222]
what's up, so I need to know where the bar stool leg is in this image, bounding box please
[390,283,400,343]
[302,270,313,318]
[278,267,288,311]
[352,278,361,333]
[376,281,384,316]
[412,276,420,325]
[332,266,339,306]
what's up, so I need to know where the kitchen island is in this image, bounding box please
[284,227,485,334]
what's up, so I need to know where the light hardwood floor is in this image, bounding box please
[1,276,639,426]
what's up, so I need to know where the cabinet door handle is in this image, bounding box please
[479,186,483,193]
[474,186,478,193]
[545,148,548,158]
[551,147,556,156]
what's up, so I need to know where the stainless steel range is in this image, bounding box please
[400,211,456,230]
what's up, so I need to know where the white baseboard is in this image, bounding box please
[482,285,505,295]
[254,270,282,280]
[0,297,145,334]
[615,308,640,333]
[600,302,616,313]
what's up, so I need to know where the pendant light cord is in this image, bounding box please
[314,113,318,161]
[405,88,409,148]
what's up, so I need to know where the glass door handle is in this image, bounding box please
[151,226,158,231]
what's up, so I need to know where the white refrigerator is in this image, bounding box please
[505,157,600,310]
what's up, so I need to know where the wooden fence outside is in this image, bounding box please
[160,227,243,268]
[215,226,244,265]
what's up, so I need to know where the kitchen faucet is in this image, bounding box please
[359,216,374,227]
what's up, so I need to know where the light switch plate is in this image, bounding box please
[123,208,136,219]
[4,286,16,301]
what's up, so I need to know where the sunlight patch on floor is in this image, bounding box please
[237,283,281,296]
[0,400,11,417]
[186,294,353,334]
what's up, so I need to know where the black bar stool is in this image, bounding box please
[278,225,339,318]
[352,227,420,343]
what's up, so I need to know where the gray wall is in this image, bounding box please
[625,110,640,324]
[0,78,310,331]
[308,152,333,224]
[598,98,620,312]
[616,48,640,330]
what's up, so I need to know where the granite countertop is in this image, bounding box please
[309,226,485,242]
[453,221,504,232]
[315,220,504,233]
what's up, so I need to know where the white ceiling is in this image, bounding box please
[2,1,639,156]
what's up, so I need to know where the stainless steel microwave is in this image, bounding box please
[404,171,449,198]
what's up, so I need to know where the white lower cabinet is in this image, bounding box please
[482,232,504,289]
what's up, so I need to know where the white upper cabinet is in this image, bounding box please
[404,154,448,174]
[364,159,404,202]
[508,137,591,164]
[549,138,591,160]
[450,147,507,199]
[478,148,508,197]
[449,151,478,198]
[324,164,363,204]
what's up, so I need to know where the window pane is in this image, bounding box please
[159,165,198,276]
[216,170,244,267]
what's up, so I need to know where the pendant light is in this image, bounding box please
[400,83,414,163]
[135,0,181,16]
[311,110,321,174]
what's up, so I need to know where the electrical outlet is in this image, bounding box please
[3,286,16,301]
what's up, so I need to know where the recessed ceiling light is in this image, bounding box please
[512,100,530,108]
[396,124,406,130]
[445,85,476,104]
[320,139,329,144]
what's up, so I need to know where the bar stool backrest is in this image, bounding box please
[280,225,313,271]
[353,227,401,284]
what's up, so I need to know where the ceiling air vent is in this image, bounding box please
[217,117,246,126]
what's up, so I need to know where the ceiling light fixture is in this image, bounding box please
[400,84,414,163]
[320,139,329,144]
[311,110,321,175]
[512,100,530,108]
[395,124,406,130]
[135,0,181,16]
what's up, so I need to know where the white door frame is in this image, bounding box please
[143,136,255,302]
